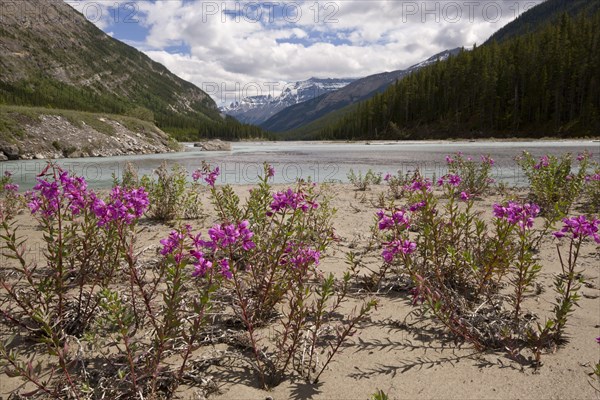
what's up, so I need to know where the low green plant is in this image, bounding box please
[140,162,188,221]
[347,168,382,191]
[445,152,495,197]
[517,151,589,223]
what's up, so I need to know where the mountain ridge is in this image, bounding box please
[221,77,356,125]
[0,0,221,132]
[261,48,462,134]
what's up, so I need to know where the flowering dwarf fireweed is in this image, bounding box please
[0,164,154,397]
[200,162,375,388]
[371,159,596,364]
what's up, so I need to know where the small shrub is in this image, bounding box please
[517,151,589,223]
[347,168,382,191]
[445,152,495,197]
[141,161,188,221]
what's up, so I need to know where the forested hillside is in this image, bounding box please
[0,0,269,141]
[314,7,600,140]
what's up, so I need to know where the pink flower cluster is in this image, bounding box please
[585,173,600,182]
[409,200,427,212]
[28,170,90,217]
[405,177,432,192]
[208,220,256,251]
[192,166,220,187]
[269,189,318,213]
[480,155,495,165]
[91,186,149,226]
[533,155,550,170]
[281,241,320,269]
[493,201,540,231]
[437,174,462,187]
[160,221,255,279]
[27,167,149,227]
[3,183,18,192]
[553,216,600,243]
[382,239,417,263]
[377,209,410,230]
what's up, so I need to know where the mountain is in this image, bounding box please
[0,0,268,155]
[221,78,355,125]
[485,0,600,44]
[261,48,461,133]
[314,1,600,140]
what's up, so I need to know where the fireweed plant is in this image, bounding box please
[0,162,376,396]
[373,162,597,364]
[582,161,600,216]
[138,161,204,221]
[517,151,589,223]
[195,162,377,388]
[347,168,382,191]
[445,153,495,197]
[0,171,22,221]
[0,164,149,397]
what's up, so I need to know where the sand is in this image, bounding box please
[0,183,599,400]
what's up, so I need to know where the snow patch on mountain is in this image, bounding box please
[221,77,355,125]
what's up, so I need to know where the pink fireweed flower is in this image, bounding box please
[267,164,275,178]
[445,155,454,164]
[405,177,432,192]
[382,239,417,263]
[577,153,587,162]
[534,155,550,170]
[384,173,392,181]
[92,186,149,226]
[493,201,540,231]
[192,169,202,182]
[3,183,18,192]
[409,200,426,212]
[219,259,233,279]
[377,209,410,230]
[205,166,220,187]
[160,228,187,256]
[28,169,92,217]
[585,174,600,182]
[481,155,495,165]
[553,216,600,243]
[460,191,471,201]
[437,174,461,187]
[596,336,600,345]
[208,220,255,250]
[281,242,320,269]
[4,171,12,177]
[191,250,213,277]
[269,189,318,213]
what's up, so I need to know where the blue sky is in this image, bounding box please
[66,1,544,105]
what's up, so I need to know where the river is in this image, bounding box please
[1,140,598,189]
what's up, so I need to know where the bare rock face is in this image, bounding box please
[0,112,182,162]
[194,140,232,151]
[0,145,20,160]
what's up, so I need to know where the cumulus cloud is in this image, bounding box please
[65,0,544,104]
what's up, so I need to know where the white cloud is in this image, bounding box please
[66,0,544,105]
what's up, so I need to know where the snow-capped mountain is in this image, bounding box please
[221,77,355,125]
[261,48,463,133]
